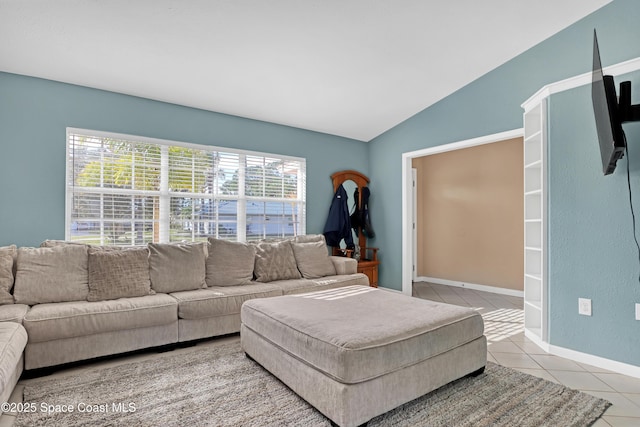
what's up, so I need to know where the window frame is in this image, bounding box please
[65,127,306,245]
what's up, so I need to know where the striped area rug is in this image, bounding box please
[16,340,609,426]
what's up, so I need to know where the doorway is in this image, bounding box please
[401,129,524,295]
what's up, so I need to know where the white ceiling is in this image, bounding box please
[0,0,611,141]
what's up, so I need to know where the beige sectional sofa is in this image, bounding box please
[0,235,368,404]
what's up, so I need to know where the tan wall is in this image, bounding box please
[412,138,524,291]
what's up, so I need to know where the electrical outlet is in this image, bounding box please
[636,303,640,321]
[579,298,592,316]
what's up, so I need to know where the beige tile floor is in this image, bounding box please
[413,281,640,427]
[1,283,638,426]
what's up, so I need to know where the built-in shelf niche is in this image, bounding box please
[522,99,547,347]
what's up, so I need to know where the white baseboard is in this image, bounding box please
[547,344,640,380]
[410,278,640,378]
[416,278,640,378]
[378,286,402,294]
[525,329,550,352]
[415,276,524,298]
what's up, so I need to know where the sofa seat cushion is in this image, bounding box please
[171,283,282,320]
[271,274,369,295]
[266,279,315,295]
[311,274,369,288]
[0,304,29,323]
[0,322,27,388]
[23,294,177,343]
[241,286,485,384]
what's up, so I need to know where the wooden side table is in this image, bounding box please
[357,247,379,288]
[357,259,379,288]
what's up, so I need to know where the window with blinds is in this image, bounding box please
[66,129,306,246]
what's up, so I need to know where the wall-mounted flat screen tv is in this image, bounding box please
[591,30,626,176]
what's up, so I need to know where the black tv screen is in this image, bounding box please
[591,30,626,175]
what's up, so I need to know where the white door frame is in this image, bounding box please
[401,128,524,295]
[412,168,417,282]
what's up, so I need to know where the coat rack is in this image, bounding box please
[330,170,379,287]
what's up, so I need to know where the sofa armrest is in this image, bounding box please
[0,304,29,324]
[330,256,357,275]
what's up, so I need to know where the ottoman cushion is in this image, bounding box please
[241,285,485,384]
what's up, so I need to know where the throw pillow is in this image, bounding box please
[14,245,89,305]
[87,247,153,301]
[205,238,256,287]
[148,242,207,293]
[291,240,337,279]
[254,240,301,283]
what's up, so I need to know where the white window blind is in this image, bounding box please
[66,129,306,246]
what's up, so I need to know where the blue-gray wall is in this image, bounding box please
[0,72,368,247]
[548,71,640,366]
[369,0,640,366]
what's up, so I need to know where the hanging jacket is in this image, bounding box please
[350,188,361,232]
[350,186,375,239]
[361,186,375,238]
[323,184,355,248]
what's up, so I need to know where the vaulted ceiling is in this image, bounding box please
[0,1,612,141]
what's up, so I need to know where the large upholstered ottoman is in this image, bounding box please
[240,285,486,427]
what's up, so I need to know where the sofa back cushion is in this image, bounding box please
[293,234,326,244]
[0,245,16,305]
[205,238,256,287]
[254,241,301,283]
[87,247,154,301]
[40,239,89,248]
[0,245,17,268]
[0,256,13,304]
[14,245,89,305]
[148,242,207,293]
[291,240,337,279]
